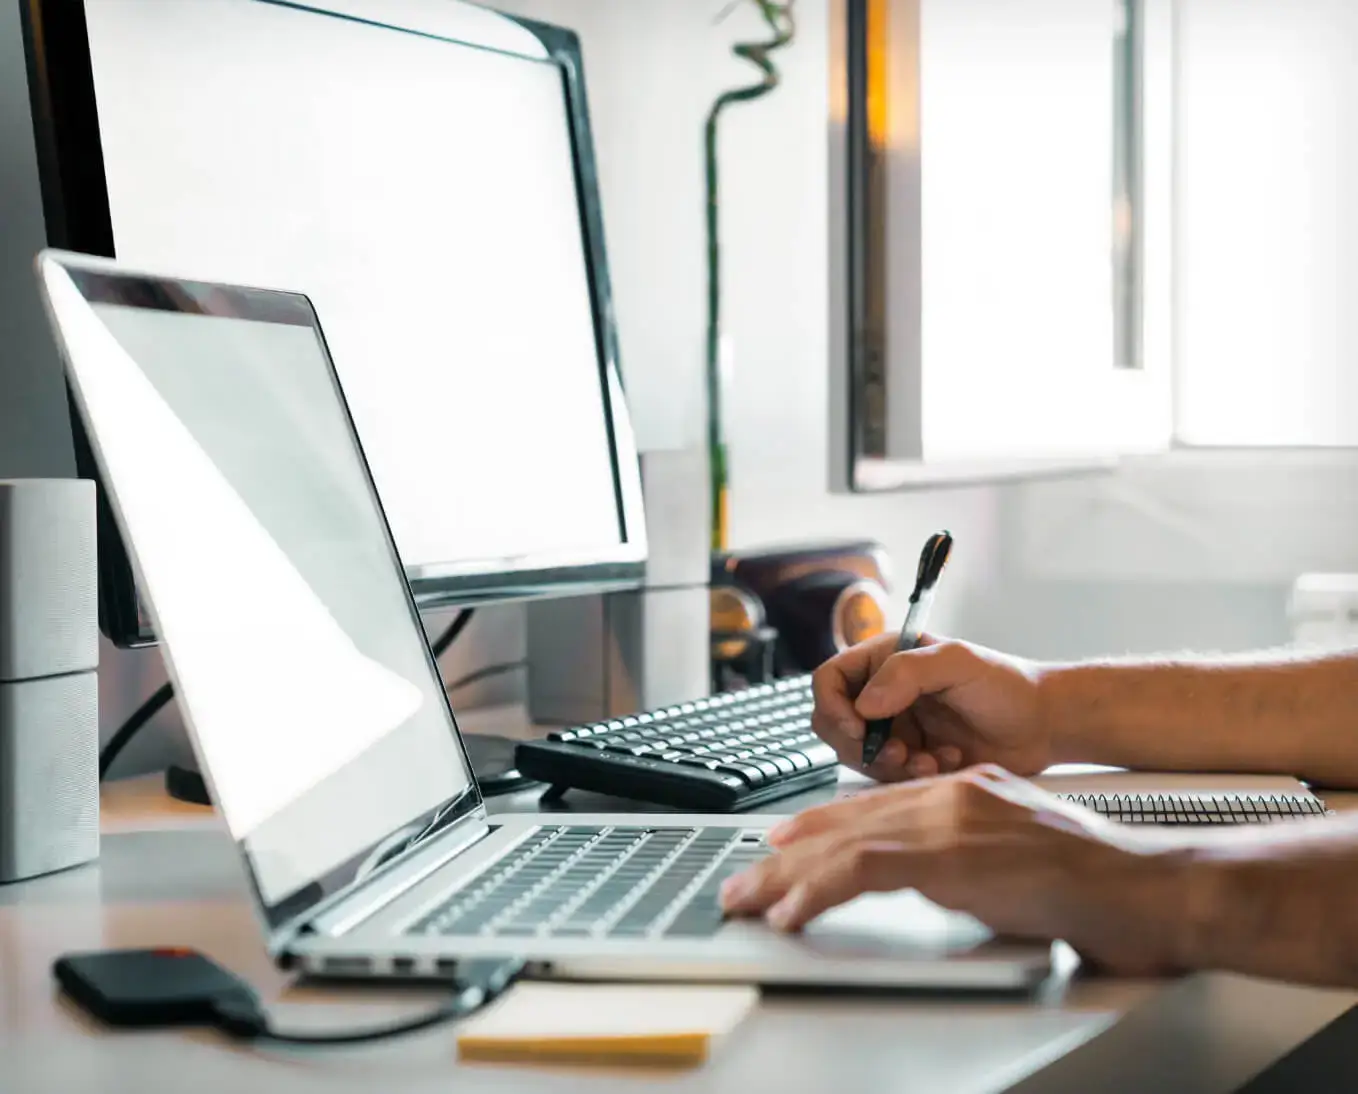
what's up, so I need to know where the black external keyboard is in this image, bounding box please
[513,676,839,811]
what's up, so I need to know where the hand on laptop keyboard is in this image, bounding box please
[718,765,1195,978]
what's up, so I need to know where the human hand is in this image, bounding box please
[812,634,1052,782]
[720,766,1194,977]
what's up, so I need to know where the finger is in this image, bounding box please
[935,745,965,773]
[720,840,810,914]
[813,712,918,781]
[904,751,939,779]
[810,642,884,741]
[721,830,900,917]
[812,715,876,764]
[765,841,922,931]
[865,744,957,785]
[855,641,977,722]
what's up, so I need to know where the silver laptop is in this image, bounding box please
[37,250,1051,991]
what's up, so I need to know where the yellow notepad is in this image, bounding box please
[456,983,759,1068]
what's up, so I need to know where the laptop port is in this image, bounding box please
[391,956,417,975]
[435,957,461,976]
[322,956,371,975]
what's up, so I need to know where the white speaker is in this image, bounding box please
[0,479,100,883]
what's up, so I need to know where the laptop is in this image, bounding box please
[37,250,1051,991]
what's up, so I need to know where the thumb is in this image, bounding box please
[855,641,979,720]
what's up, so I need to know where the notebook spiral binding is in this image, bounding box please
[1058,792,1332,825]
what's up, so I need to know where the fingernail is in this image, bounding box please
[839,719,864,741]
[720,874,752,907]
[879,739,905,765]
[767,893,800,931]
[767,820,795,844]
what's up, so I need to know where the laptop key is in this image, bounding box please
[665,847,770,938]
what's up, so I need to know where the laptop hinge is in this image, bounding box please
[280,811,495,948]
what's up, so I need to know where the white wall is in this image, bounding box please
[1176,0,1358,446]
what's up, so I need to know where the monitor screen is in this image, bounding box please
[28,0,645,642]
[42,256,481,924]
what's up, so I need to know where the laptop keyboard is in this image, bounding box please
[408,826,770,941]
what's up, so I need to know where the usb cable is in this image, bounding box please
[210,958,524,1046]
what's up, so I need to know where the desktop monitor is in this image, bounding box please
[22,0,646,648]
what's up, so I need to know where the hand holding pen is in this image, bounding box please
[860,531,953,767]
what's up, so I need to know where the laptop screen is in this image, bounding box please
[40,255,481,926]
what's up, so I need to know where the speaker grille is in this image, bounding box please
[0,480,98,682]
[0,672,100,882]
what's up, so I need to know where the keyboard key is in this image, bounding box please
[789,740,837,769]
[512,675,844,809]
[716,763,765,786]
[678,756,722,770]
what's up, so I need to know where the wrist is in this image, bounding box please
[1170,844,1231,974]
[1033,661,1095,765]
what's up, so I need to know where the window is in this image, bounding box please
[836,0,1175,491]
[1174,0,1358,447]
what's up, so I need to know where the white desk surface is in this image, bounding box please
[3,746,1357,1094]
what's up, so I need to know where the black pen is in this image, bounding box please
[860,531,953,767]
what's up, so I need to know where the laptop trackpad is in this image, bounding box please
[743,890,997,957]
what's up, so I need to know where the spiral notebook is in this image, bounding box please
[837,768,1331,825]
[1039,769,1331,824]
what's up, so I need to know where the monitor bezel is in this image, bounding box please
[38,249,492,939]
[22,0,648,647]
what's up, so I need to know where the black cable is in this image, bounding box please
[430,608,475,659]
[210,958,524,1046]
[99,607,478,782]
[444,660,526,695]
[98,680,174,780]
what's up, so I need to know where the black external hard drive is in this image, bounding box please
[53,948,258,1027]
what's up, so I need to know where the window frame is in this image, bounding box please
[831,0,1179,494]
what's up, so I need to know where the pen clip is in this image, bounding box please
[909,531,952,603]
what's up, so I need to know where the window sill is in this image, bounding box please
[851,455,1119,493]
[1122,444,1358,472]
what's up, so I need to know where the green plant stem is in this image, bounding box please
[705,1,796,551]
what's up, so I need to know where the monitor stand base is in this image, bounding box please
[165,763,211,806]
[162,733,536,808]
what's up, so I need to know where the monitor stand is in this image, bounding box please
[164,763,211,806]
[162,733,536,807]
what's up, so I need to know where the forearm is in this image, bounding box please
[1040,649,1358,787]
[1176,813,1358,986]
